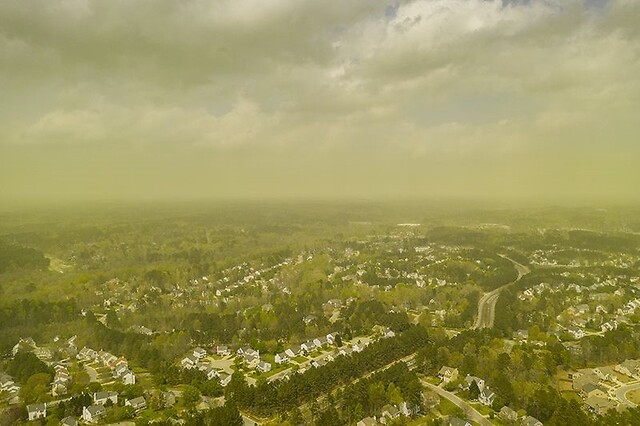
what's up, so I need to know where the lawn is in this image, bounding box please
[626,388,640,405]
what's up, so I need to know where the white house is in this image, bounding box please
[27,403,47,421]
[193,347,207,359]
[218,372,232,387]
[181,354,198,369]
[257,361,272,373]
[216,345,230,356]
[82,405,106,423]
[93,391,118,405]
[285,345,302,358]
[275,352,289,364]
[125,396,147,411]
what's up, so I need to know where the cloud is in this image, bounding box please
[0,0,638,200]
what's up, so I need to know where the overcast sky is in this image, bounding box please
[0,0,638,203]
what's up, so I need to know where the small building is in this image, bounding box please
[125,396,147,411]
[285,345,302,358]
[521,416,543,426]
[181,354,199,369]
[257,361,272,373]
[357,417,378,426]
[93,391,118,405]
[162,391,176,408]
[27,403,47,421]
[60,416,78,426]
[218,372,232,387]
[82,405,106,423]
[380,404,400,421]
[438,366,459,383]
[499,406,517,423]
[275,352,289,364]
[585,395,618,415]
[193,347,207,359]
[216,345,230,356]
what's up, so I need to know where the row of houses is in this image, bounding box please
[78,347,136,385]
[0,373,20,403]
[180,348,232,387]
[52,364,72,396]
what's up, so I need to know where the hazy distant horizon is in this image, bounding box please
[1,0,638,204]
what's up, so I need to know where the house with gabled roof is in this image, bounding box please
[275,352,289,364]
[438,366,459,383]
[285,345,302,358]
[27,403,47,421]
[82,405,105,423]
[125,396,147,411]
[93,391,118,405]
[256,361,272,373]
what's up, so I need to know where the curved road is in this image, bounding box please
[422,380,492,426]
[473,256,530,329]
[615,382,640,407]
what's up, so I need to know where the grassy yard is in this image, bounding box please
[626,388,640,404]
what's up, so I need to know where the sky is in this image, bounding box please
[0,0,638,203]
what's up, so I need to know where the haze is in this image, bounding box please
[1,0,639,203]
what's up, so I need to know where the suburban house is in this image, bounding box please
[357,417,378,426]
[205,367,218,380]
[615,359,640,378]
[313,336,328,348]
[581,383,608,399]
[193,347,207,359]
[326,332,339,345]
[243,353,260,369]
[301,340,317,353]
[125,396,147,411]
[463,375,485,392]
[257,361,272,373]
[285,345,302,358]
[77,347,98,361]
[93,391,118,405]
[181,354,199,369]
[275,352,289,364]
[499,406,517,422]
[60,416,78,426]
[27,403,47,421]
[237,346,259,358]
[594,366,617,382]
[218,372,232,387]
[521,416,543,426]
[585,395,618,415]
[216,345,230,356]
[162,391,176,408]
[479,388,496,406]
[380,404,400,423]
[82,405,106,423]
[438,366,459,383]
[447,417,472,426]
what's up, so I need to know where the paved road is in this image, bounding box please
[422,380,493,426]
[473,256,530,329]
[615,381,640,407]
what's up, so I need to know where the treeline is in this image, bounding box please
[226,326,430,416]
[0,239,49,273]
[0,299,78,354]
[83,314,164,373]
[337,362,422,424]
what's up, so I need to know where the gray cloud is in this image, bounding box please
[0,0,638,202]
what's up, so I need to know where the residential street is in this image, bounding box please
[421,380,493,426]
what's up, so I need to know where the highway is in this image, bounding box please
[473,256,530,329]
